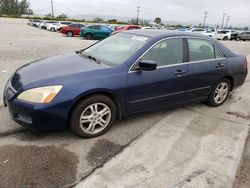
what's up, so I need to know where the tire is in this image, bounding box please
[67,31,74,37]
[86,33,93,40]
[50,27,56,32]
[207,79,231,107]
[223,36,228,41]
[69,95,117,138]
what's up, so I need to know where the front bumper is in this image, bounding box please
[3,80,71,132]
[5,98,70,132]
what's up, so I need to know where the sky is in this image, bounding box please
[29,0,250,27]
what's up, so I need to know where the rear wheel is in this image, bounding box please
[67,31,74,37]
[223,36,228,40]
[70,95,116,138]
[207,79,231,107]
[50,27,56,32]
[86,33,93,40]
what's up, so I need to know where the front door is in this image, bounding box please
[126,38,188,114]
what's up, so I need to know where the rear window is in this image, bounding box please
[188,39,214,61]
[188,39,224,61]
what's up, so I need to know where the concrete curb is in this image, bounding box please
[76,108,249,188]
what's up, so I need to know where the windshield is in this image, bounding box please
[81,33,150,66]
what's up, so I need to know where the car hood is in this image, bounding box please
[11,53,110,91]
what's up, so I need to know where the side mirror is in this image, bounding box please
[138,60,157,71]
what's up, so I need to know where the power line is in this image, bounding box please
[51,0,54,18]
[136,6,140,25]
[203,11,208,28]
[225,16,230,28]
[221,13,226,29]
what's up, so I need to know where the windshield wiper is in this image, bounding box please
[79,53,101,64]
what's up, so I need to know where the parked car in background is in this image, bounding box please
[111,25,141,35]
[80,25,113,40]
[43,21,59,30]
[38,21,47,29]
[238,31,250,41]
[228,30,241,41]
[174,28,188,32]
[203,30,231,40]
[47,23,59,32]
[3,30,247,138]
[142,26,162,30]
[188,28,206,33]
[34,20,42,27]
[214,30,231,40]
[28,19,41,26]
[55,21,73,31]
[47,21,72,32]
[61,23,85,37]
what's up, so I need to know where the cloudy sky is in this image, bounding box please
[29,0,250,27]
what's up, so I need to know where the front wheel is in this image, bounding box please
[207,79,231,107]
[69,95,116,138]
[223,36,228,40]
[67,31,74,37]
[50,27,56,32]
[86,33,93,40]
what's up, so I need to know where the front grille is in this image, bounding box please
[4,78,17,101]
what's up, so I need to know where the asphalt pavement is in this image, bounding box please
[0,18,250,188]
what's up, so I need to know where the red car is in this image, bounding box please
[61,23,85,37]
[111,25,141,35]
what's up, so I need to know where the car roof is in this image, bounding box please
[123,29,210,39]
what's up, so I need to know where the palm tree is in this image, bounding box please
[154,17,161,24]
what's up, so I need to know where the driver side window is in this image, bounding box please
[141,38,184,67]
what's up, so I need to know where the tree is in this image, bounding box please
[154,17,161,24]
[57,13,68,19]
[244,26,249,31]
[93,17,104,22]
[18,0,30,15]
[0,0,32,16]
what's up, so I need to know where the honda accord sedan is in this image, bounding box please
[3,30,248,138]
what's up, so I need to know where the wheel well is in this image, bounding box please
[67,92,122,126]
[224,76,234,91]
[85,33,93,37]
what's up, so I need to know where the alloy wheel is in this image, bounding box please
[79,103,111,134]
[213,82,229,104]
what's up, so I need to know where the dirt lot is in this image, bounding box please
[0,18,250,187]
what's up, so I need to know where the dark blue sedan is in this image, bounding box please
[3,30,248,138]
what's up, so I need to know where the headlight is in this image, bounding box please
[17,85,63,104]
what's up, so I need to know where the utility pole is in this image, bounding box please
[51,0,54,18]
[221,13,226,29]
[203,11,208,28]
[136,6,140,25]
[225,16,230,29]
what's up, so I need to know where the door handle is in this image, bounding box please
[216,63,225,68]
[174,70,186,76]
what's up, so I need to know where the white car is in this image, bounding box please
[203,30,231,40]
[188,28,207,33]
[43,21,59,30]
[38,21,47,29]
[55,21,73,31]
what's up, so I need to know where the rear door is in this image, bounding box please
[127,38,188,113]
[99,26,113,39]
[186,38,228,101]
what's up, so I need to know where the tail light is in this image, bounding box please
[244,57,248,71]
